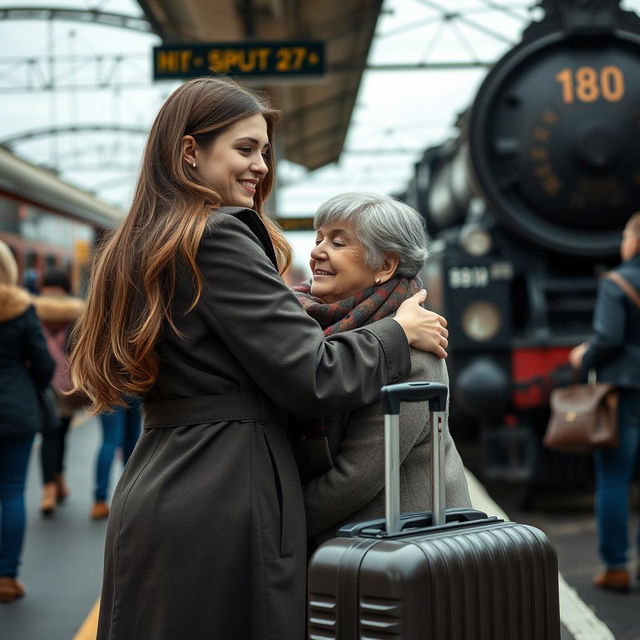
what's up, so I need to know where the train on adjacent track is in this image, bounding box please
[0,146,121,293]
[398,0,640,491]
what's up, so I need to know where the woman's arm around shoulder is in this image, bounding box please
[196,213,411,415]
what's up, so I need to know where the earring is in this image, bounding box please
[375,277,381,284]
[192,162,196,168]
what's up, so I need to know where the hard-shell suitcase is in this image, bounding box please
[307,382,561,639]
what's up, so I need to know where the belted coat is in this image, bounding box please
[96,208,412,640]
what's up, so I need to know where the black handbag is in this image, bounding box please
[37,386,61,433]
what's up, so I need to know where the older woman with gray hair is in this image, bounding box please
[292,192,471,547]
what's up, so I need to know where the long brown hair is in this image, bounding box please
[70,77,292,412]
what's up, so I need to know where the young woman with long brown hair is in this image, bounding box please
[69,76,448,640]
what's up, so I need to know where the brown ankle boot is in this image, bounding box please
[54,473,69,503]
[40,482,57,516]
[593,568,630,593]
[0,577,25,603]
[11,579,25,597]
[90,501,109,520]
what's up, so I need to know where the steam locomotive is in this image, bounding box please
[399,0,640,486]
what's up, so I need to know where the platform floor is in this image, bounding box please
[1,416,637,639]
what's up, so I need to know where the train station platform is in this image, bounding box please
[0,415,637,639]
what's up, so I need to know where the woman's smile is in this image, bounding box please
[313,269,334,278]
[238,179,258,196]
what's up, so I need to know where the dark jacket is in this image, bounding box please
[297,349,471,545]
[96,208,411,640]
[583,253,640,389]
[0,284,55,438]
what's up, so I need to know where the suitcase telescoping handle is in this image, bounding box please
[381,382,448,535]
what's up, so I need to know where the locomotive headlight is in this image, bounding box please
[462,301,501,342]
[460,226,492,257]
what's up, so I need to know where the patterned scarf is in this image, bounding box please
[293,275,421,335]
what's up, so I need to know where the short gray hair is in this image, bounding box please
[314,192,428,277]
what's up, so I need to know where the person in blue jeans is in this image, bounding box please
[0,241,54,602]
[91,399,141,520]
[592,394,640,582]
[570,211,640,592]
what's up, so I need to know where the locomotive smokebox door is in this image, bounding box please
[469,0,640,256]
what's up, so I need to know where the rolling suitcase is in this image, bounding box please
[307,382,561,640]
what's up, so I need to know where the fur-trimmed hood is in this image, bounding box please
[0,284,32,323]
[32,294,84,328]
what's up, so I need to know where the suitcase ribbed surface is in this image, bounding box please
[308,521,560,640]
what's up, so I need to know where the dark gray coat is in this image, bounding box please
[296,349,471,545]
[96,209,411,640]
[583,253,640,389]
[0,285,54,438]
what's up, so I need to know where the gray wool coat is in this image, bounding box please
[96,208,412,640]
[295,349,471,544]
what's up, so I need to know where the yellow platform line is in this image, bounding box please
[73,598,99,640]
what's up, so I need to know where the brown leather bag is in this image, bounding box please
[544,271,640,453]
[544,380,619,452]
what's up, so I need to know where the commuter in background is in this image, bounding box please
[570,211,640,593]
[68,77,448,640]
[33,268,84,516]
[91,400,141,520]
[292,193,471,547]
[0,241,54,602]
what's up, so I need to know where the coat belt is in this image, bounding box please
[142,392,285,429]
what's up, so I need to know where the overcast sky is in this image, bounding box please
[2,0,640,270]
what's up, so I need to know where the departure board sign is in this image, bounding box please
[153,41,325,80]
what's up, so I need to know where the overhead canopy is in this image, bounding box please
[137,0,383,170]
